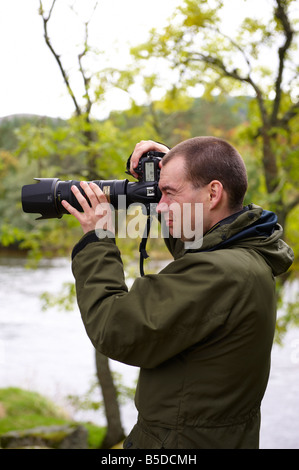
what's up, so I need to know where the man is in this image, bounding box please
[62,137,294,449]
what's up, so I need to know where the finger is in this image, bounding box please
[71,184,92,211]
[79,181,100,209]
[130,140,169,176]
[61,199,83,221]
[89,182,109,204]
[130,141,152,175]
[82,182,110,211]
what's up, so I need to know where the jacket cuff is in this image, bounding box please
[71,230,115,260]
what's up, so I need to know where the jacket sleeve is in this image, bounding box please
[72,230,239,368]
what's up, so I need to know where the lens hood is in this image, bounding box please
[22,178,61,219]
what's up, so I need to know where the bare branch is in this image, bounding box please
[78,22,92,115]
[70,1,100,116]
[270,0,294,125]
[189,52,269,126]
[279,99,299,127]
[39,0,82,116]
[205,25,253,75]
[287,193,299,213]
[48,0,57,20]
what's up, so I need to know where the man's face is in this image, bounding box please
[156,155,208,242]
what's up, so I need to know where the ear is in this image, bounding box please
[208,180,224,209]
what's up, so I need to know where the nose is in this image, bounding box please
[156,200,169,215]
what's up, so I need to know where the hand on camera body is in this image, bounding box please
[130,140,169,178]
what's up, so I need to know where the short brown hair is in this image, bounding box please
[163,136,248,210]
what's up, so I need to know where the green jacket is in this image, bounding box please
[71,204,294,449]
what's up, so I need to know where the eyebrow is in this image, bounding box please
[159,184,177,193]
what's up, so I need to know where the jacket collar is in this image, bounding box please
[188,204,272,253]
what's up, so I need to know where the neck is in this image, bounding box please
[205,206,247,234]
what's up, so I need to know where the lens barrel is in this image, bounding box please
[22,177,161,220]
[22,178,135,219]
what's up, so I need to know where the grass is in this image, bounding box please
[0,387,106,448]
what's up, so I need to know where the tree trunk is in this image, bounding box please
[95,350,125,449]
[39,1,126,447]
[261,129,279,195]
[83,120,100,181]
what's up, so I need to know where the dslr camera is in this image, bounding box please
[21,151,165,220]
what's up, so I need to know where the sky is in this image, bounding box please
[0,0,182,120]
[0,0,276,120]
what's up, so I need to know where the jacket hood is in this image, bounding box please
[194,204,294,277]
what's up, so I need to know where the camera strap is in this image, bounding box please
[139,212,153,277]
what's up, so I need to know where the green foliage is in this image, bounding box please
[0,0,298,340]
[0,387,70,435]
[275,293,299,345]
[131,0,299,279]
[40,282,76,312]
[0,92,248,262]
[285,206,299,273]
[67,372,136,415]
[0,114,130,261]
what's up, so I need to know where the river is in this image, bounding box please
[0,256,298,449]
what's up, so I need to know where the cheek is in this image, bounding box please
[171,204,182,220]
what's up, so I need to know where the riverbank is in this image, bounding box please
[0,387,106,448]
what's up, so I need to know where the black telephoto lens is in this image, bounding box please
[21,152,163,220]
[21,178,130,219]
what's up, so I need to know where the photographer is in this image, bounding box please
[62,137,294,449]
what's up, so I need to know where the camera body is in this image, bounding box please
[131,150,162,183]
[21,151,165,220]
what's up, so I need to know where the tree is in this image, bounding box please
[39,0,100,178]
[132,0,299,244]
[129,0,299,338]
[38,0,126,448]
